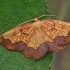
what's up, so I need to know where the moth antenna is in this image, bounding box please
[0,15,57,34]
[37,15,57,19]
[21,19,35,24]
[21,15,57,24]
[19,15,57,25]
[34,18,39,22]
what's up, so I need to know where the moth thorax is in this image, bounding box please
[33,21,42,28]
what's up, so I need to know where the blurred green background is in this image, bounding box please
[0,0,52,70]
[47,0,70,70]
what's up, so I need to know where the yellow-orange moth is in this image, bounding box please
[0,19,70,60]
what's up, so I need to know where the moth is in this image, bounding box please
[0,17,70,60]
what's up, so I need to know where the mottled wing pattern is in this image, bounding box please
[3,23,33,43]
[42,20,70,52]
[0,19,70,60]
[0,23,33,51]
[42,20,70,39]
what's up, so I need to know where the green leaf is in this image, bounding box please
[0,0,53,70]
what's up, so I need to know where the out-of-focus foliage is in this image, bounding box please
[47,0,70,70]
[0,0,53,70]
